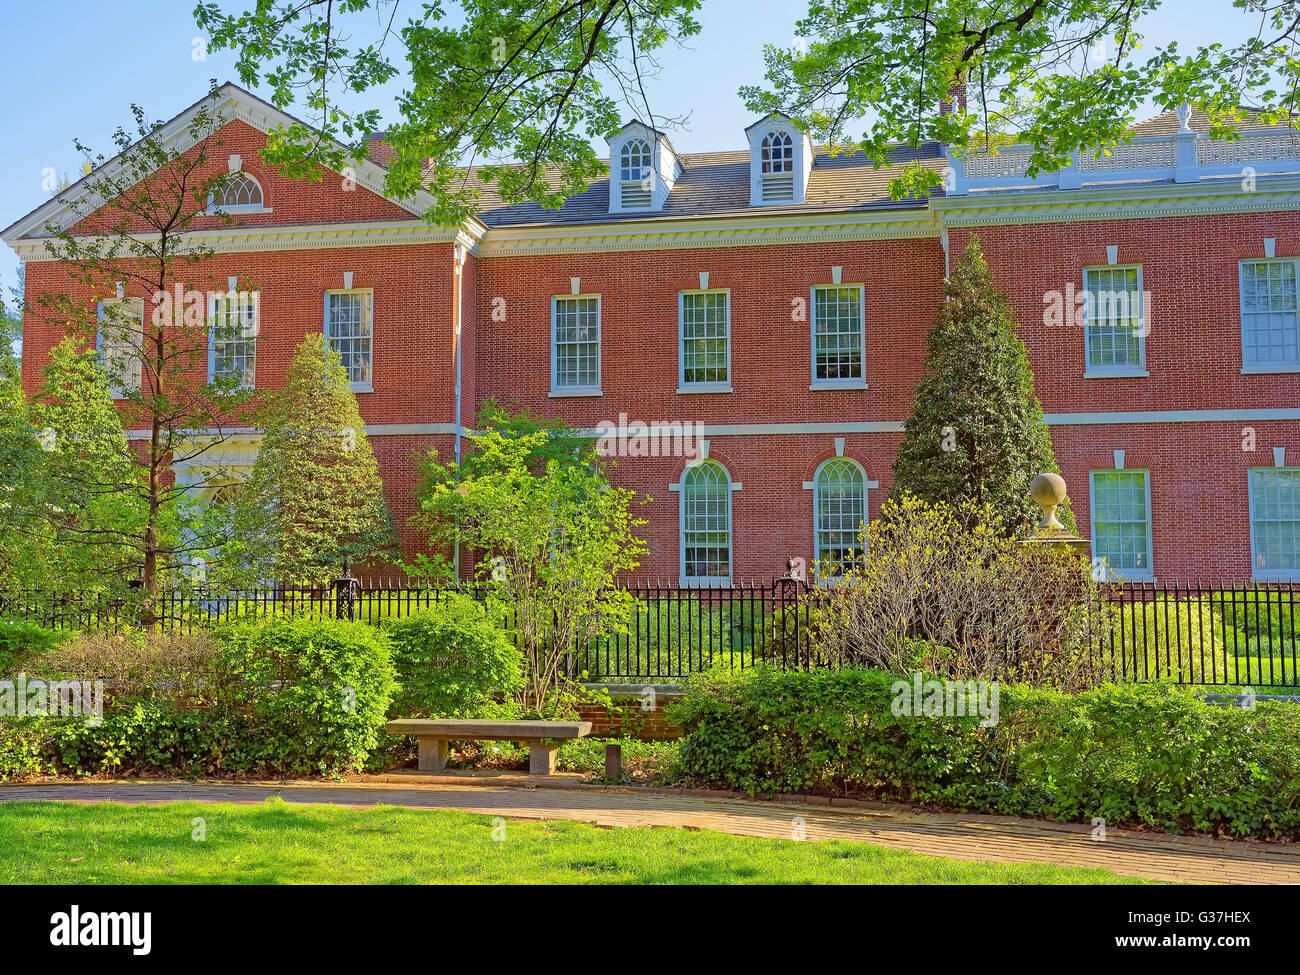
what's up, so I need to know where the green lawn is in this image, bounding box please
[0,799,1148,884]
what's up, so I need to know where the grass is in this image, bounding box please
[0,799,1148,884]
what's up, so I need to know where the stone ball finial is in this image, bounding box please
[1029,472,1068,530]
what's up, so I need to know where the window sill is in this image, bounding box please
[549,387,603,398]
[1084,367,1149,378]
[350,383,374,394]
[810,380,868,391]
[1242,364,1300,374]
[204,206,274,216]
[1252,573,1300,583]
[677,384,733,395]
[679,578,733,589]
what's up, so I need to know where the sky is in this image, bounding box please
[0,0,1250,304]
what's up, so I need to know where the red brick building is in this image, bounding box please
[5,86,1298,584]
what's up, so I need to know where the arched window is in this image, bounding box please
[208,171,264,212]
[681,460,731,584]
[206,479,246,507]
[619,138,653,208]
[759,130,795,201]
[814,458,866,578]
[760,130,794,174]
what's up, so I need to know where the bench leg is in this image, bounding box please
[417,737,449,772]
[527,740,558,775]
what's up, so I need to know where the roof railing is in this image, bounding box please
[945,116,1300,196]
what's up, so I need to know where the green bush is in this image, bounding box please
[215,615,397,774]
[0,621,64,673]
[671,667,1300,838]
[1109,597,1228,683]
[384,595,523,718]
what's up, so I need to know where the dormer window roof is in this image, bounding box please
[607,121,680,214]
[745,114,813,206]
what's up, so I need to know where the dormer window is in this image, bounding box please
[606,122,680,214]
[745,114,812,206]
[619,139,653,209]
[208,172,265,213]
[760,130,795,201]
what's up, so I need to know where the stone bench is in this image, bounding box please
[386,718,593,775]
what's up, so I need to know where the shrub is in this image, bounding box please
[812,494,1112,690]
[30,630,224,706]
[0,621,64,673]
[215,615,397,774]
[384,595,524,718]
[671,667,1300,839]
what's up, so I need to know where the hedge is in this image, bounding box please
[670,667,1300,839]
[0,615,397,778]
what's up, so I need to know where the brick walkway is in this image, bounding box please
[2,779,1298,884]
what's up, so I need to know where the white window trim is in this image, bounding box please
[809,283,868,390]
[1248,466,1300,582]
[550,293,602,397]
[323,288,375,393]
[95,297,145,399]
[675,458,735,588]
[1238,257,1300,373]
[1082,264,1148,378]
[811,457,869,583]
[205,172,272,215]
[677,288,732,394]
[1088,468,1155,582]
[207,292,258,390]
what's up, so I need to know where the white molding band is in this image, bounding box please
[11,220,483,262]
[127,410,1299,445]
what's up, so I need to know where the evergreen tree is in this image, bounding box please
[240,334,396,584]
[892,235,1072,531]
[2,339,149,594]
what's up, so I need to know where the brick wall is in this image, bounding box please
[577,691,683,740]
[15,112,1300,584]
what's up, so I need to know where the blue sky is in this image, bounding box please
[0,0,1243,299]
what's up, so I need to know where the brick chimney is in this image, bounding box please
[939,82,968,117]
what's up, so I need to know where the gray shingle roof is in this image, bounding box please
[463,143,948,227]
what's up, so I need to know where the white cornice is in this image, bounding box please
[476,208,937,257]
[12,218,487,262]
[934,176,1300,227]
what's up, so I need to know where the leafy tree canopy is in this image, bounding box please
[194,0,1300,212]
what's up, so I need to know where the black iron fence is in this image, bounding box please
[3,578,1296,687]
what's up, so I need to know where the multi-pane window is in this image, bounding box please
[760,130,795,201]
[681,460,731,584]
[208,172,264,212]
[814,459,867,578]
[209,292,258,387]
[97,297,144,397]
[679,290,729,387]
[811,284,864,384]
[1240,260,1300,368]
[324,290,373,389]
[619,139,652,208]
[551,296,601,392]
[1084,266,1144,371]
[1250,468,1300,577]
[1090,470,1153,579]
